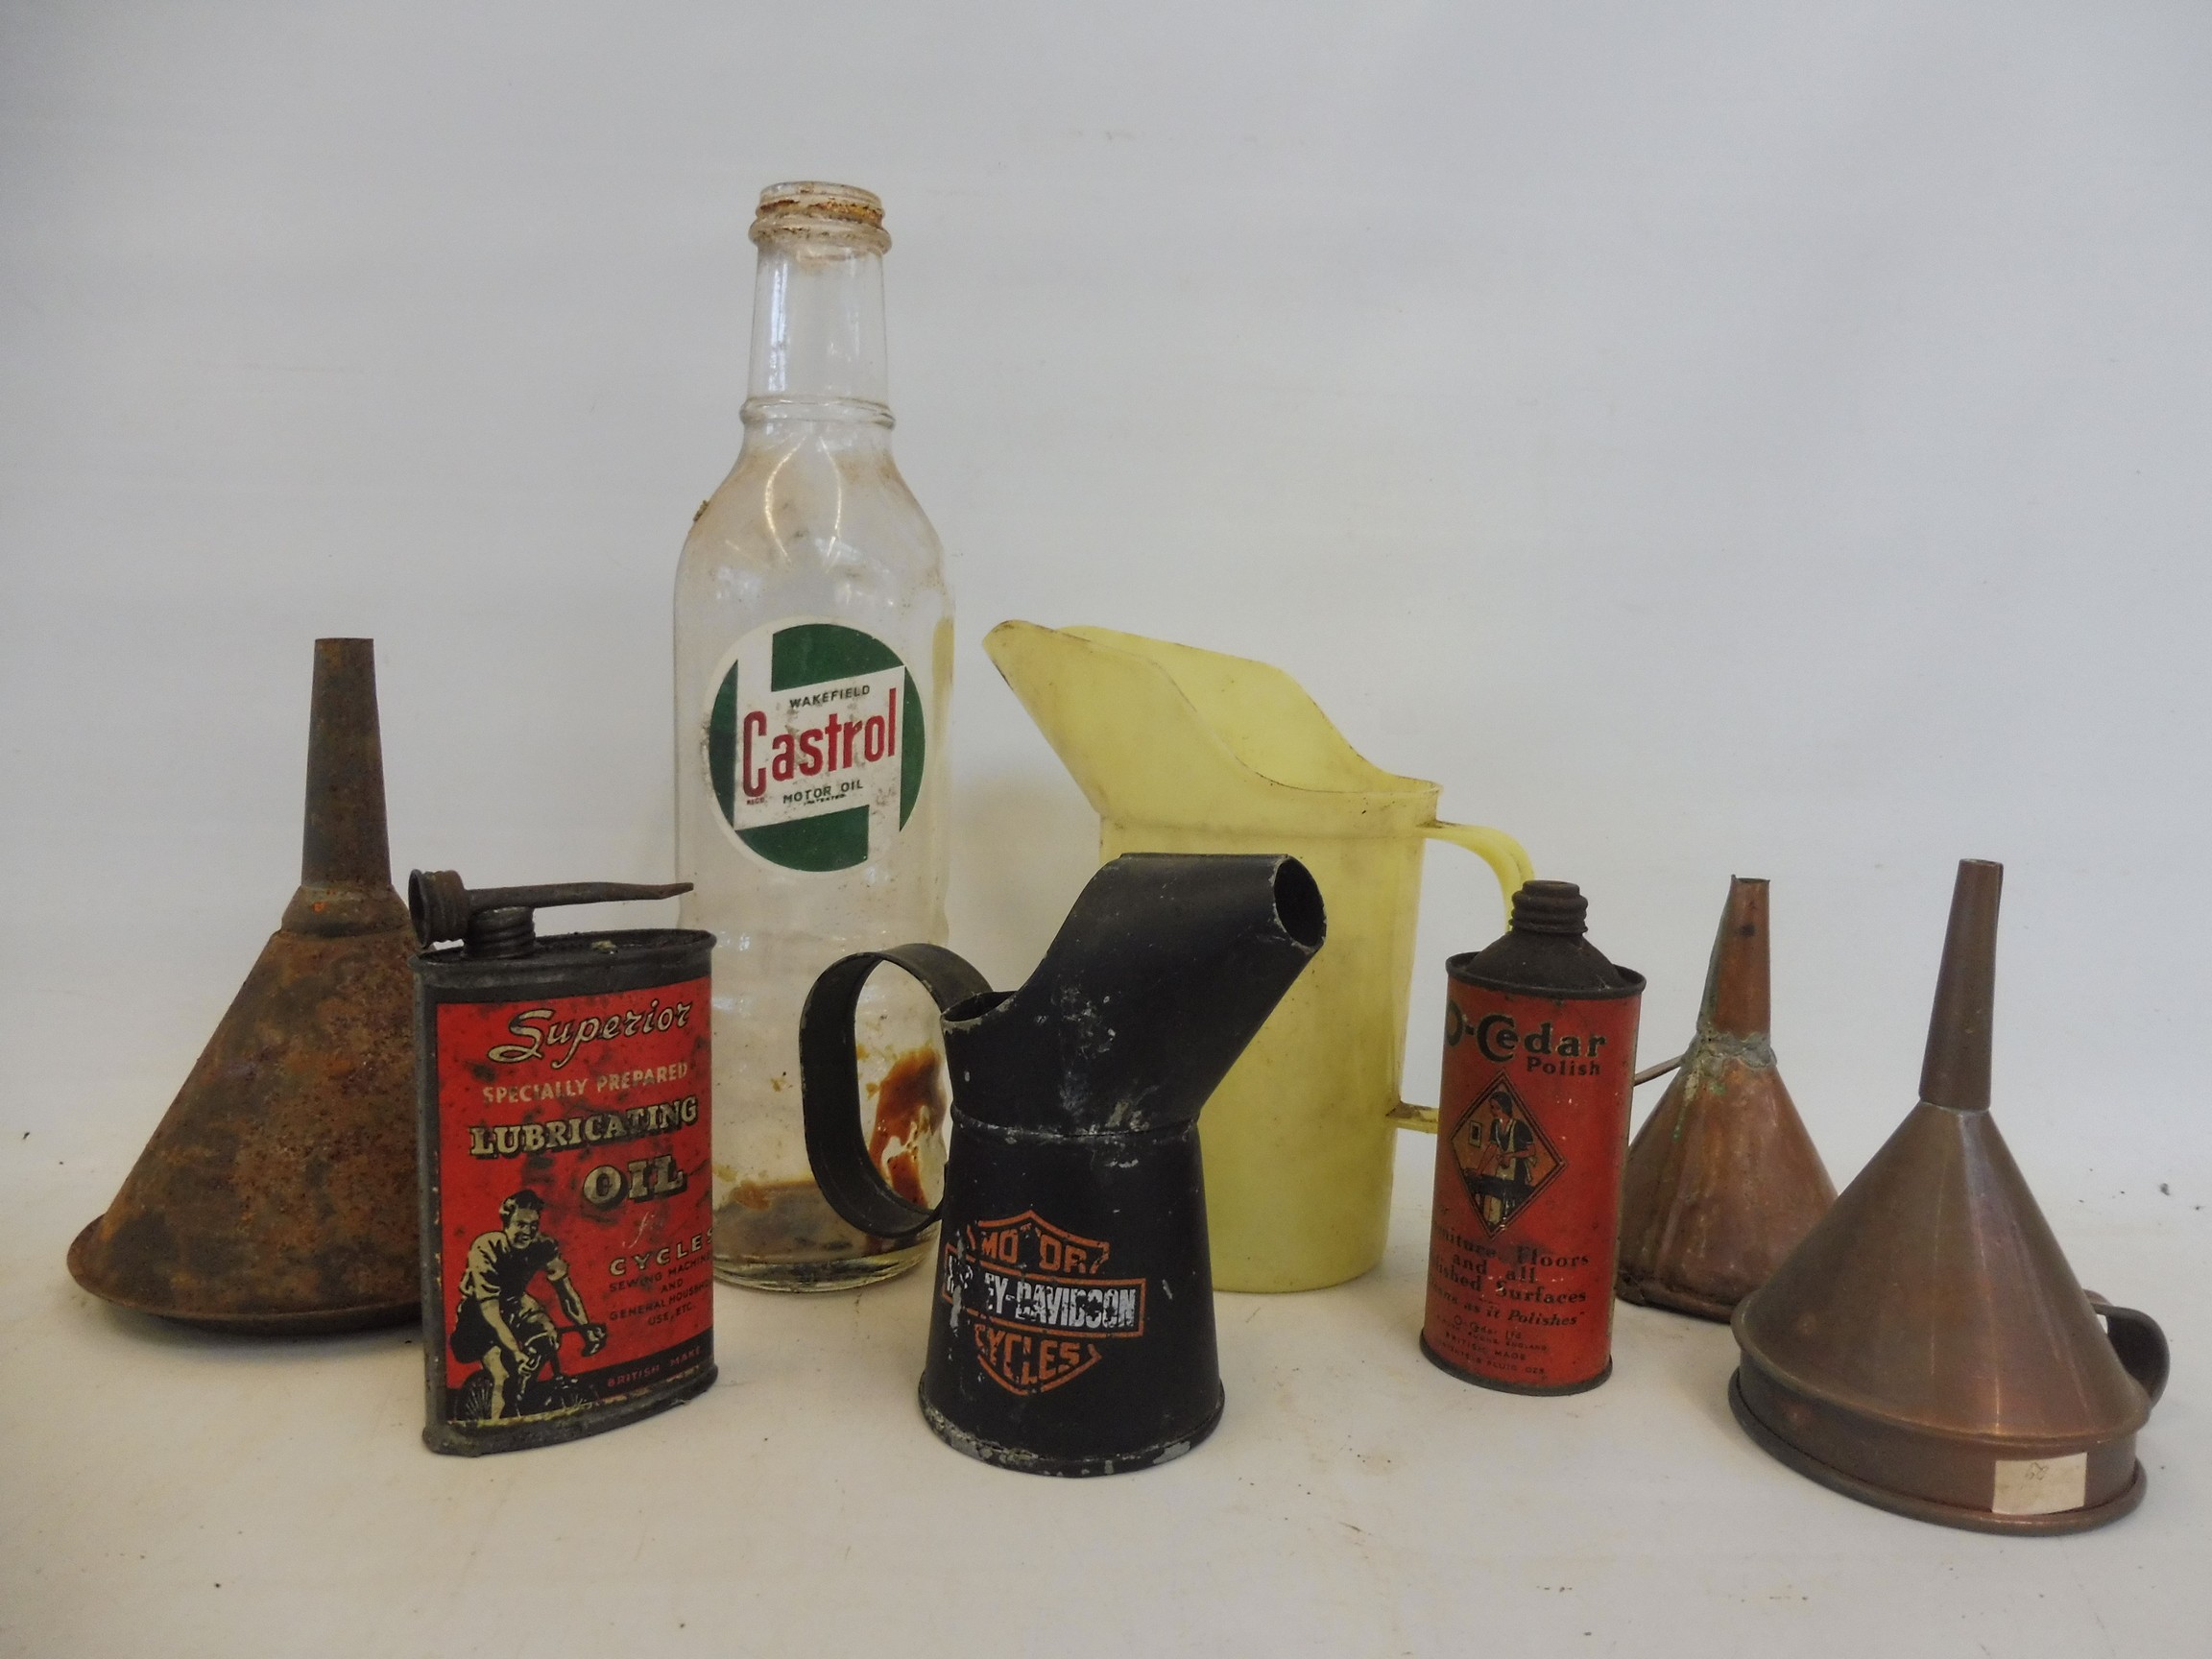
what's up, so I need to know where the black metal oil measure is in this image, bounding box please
[410,871,716,1455]
[800,854,1326,1476]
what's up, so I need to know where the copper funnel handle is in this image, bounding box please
[2088,1295,2170,1406]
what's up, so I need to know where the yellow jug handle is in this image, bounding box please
[1395,1050,1687,1131]
[1418,818,1534,901]
[1388,819,1535,1134]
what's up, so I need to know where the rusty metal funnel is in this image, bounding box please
[67,639,420,1334]
[1617,878,1834,1319]
[1729,860,2169,1533]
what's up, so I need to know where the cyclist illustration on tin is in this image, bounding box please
[450,1189,608,1421]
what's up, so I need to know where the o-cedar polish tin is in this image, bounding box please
[1423,879,1644,1395]
[410,872,716,1455]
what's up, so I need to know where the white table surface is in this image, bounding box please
[5,1128,2200,1659]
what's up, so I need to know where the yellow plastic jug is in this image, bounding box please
[983,621,1532,1291]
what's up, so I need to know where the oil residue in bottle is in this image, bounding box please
[712,1043,945,1278]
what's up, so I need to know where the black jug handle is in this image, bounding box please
[2087,1294,2170,1407]
[801,943,996,1244]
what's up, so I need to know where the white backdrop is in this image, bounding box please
[6,1,2206,1189]
[3,6,2208,1649]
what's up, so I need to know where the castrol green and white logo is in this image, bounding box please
[704,619,926,872]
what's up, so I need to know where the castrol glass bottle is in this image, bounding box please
[675,183,951,1290]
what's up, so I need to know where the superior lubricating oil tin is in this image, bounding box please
[410,871,716,1455]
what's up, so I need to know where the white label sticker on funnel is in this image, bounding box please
[1992,1453,2087,1515]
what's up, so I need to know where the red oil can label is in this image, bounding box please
[1424,984,1641,1391]
[432,978,713,1426]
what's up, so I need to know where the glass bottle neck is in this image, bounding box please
[745,237,890,420]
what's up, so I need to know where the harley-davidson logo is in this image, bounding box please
[940,1211,1146,1396]
[1449,1074,1563,1234]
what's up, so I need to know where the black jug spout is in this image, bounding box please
[954,853,1327,1137]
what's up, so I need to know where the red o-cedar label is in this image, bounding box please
[432,978,713,1427]
[1423,983,1641,1391]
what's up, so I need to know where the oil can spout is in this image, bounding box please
[950,853,1326,1136]
[409,870,691,959]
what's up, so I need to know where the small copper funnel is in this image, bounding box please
[68,639,420,1334]
[1617,877,1834,1319]
[1730,860,2169,1533]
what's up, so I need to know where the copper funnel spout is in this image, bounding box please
[1616,878,1834,1319]
[1729,859,2169,1533]
[1919,857,2000,1114]
[67,639,420,1334]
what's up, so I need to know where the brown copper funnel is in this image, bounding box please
[67,639,420,1334]
[1617,878,1834,1319]
[1730,860,2169,1533]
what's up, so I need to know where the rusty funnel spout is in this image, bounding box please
[1616,878,1834,1319]
[1728,860,2169,1533]
[68,639,421,1334]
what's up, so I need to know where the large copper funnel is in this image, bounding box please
[1730,860,2169,1533]
[1616,878,1834,1319]
[67,639,420,1334]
